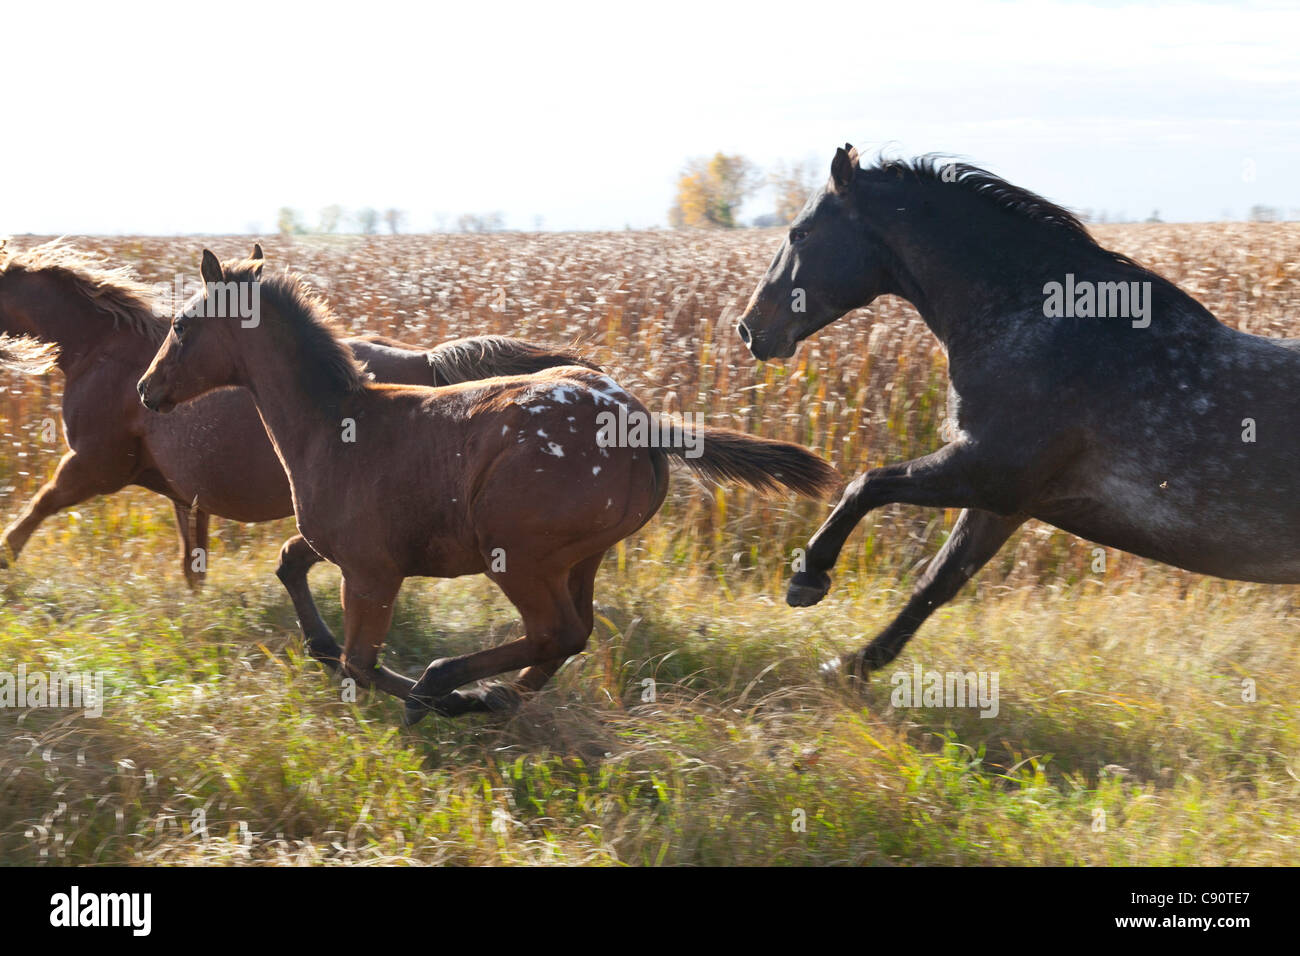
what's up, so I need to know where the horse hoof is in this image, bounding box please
[819,653,866,683]
[305,640,342,670]
[818,656,844,680]
[786,570,831,607]
[476,683,523,713]
[410,658,461,698]
[402,698,432,726]
[403,687,505,724]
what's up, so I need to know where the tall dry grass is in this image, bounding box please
[5,224,1299,589]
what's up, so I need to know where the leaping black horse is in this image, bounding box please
[738,144,1300,677]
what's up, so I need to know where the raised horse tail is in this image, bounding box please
[0,334,59,375]
[651,414,840,500]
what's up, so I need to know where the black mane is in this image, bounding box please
[865,153,1146,271]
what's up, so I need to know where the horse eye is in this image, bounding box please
[173,320,187,340]
[789,228,808,244]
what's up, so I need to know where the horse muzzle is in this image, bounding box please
[137,377,175,414]
[736,316,798,361]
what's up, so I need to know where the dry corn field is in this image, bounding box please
[2,223,1298,865]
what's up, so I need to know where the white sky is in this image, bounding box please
[4,0,1299,233]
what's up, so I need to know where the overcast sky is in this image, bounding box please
[4,0,1299,233]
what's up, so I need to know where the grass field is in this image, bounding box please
[1,224,1298,865]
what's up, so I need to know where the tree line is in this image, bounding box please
[275,207,509,236]
[669,153,820,229]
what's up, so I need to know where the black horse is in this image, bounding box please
[738,144,1300,677]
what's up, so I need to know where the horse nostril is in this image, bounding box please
[736,321,752,346]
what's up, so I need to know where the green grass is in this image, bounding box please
[1,490,1296,866]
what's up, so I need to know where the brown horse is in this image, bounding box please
[138,251,840,722]
[0,240,597,608]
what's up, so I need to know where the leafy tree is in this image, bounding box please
[355,207,379,234]
[319,204,344,234]
[768,160,819,225]
[456,212,505,233]
[383,208,406,234]
[669,153,759,228]
[276,207,305,235]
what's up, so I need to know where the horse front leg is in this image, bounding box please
[789,441,1011,607]
[0,450,115,568]
[193,508,209,586]
[174,502,211,591]
[338,575,416,700]
[275,534,340,666]
[822,507,1024,678]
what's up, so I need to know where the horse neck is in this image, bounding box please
[231,320,359,475]
[868,186,1096,354]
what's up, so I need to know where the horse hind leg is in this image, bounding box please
[826,508,1023,680]
[426,551,606,718]
[404,561,594,725]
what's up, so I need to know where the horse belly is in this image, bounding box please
[1035,459,1300,584]
[143,389,294,522]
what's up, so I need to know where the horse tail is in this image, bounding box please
[651,414,840,500]
[0,334,59,375]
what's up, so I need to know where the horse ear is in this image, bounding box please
[199,249,224,286]
[251,242,265,261]
[831,144,859,194]
[249,243,265,279]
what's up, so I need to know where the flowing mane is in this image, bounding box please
[866,152,1185,287]
[872,154,1095,239]
[224,263,368,395]
[426,335,600,384]
[0,333,60,373]
[0,239,170,342]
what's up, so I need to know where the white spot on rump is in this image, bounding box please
[588,375,630,407]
